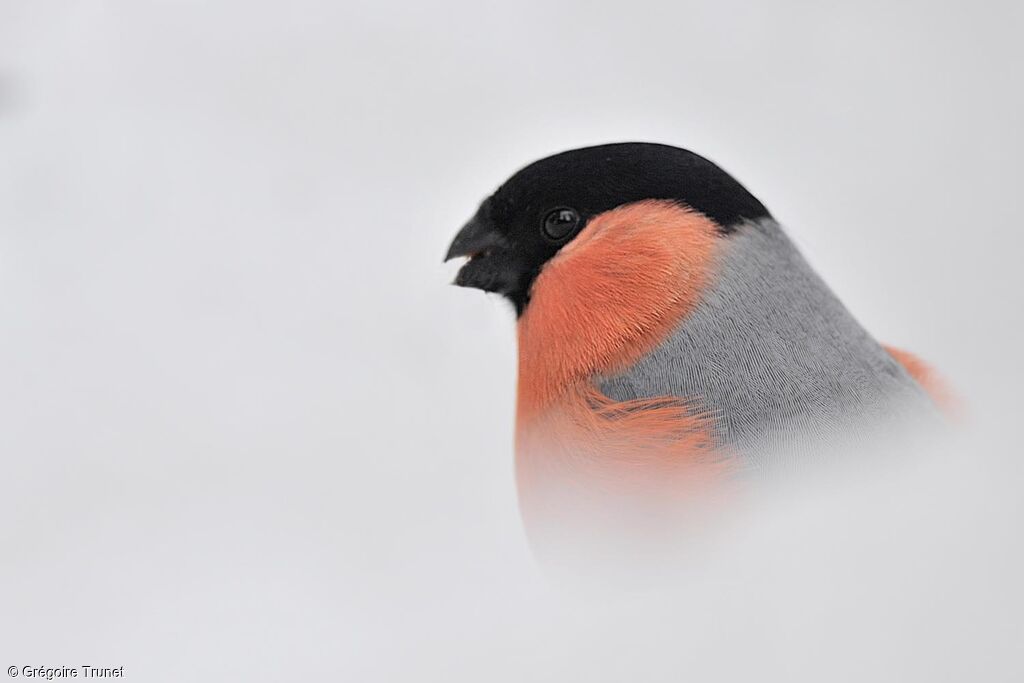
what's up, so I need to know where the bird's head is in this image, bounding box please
[445,142,770,316]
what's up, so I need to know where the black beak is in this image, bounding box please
[444,215,518,294]
[445,215,506,262]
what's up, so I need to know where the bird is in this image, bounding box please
[445,142,948,560]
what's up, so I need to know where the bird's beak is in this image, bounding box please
[444,215,512,292]
[445,215,504,262]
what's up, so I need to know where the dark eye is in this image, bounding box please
[541,208,580,242]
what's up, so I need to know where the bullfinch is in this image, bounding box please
[445,142,947,556]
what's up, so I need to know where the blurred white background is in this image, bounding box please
[1,1,1021,680]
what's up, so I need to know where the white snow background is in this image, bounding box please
[1,1,1021,680]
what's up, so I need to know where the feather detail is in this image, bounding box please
[516,200,720,421]
[514,201,731,531]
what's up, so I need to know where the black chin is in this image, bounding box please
[452,253,531,314]
[454,252,512,293]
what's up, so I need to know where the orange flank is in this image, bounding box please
[884,345,957,414]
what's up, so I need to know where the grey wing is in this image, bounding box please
[597,219,935,452]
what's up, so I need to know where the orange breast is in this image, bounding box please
[514,201,733,531]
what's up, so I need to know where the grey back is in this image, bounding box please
[597,218,936,467]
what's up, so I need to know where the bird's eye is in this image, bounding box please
[541,207,580,242]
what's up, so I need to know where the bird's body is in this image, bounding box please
[596,212,934,462]
[446,143,946,557]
